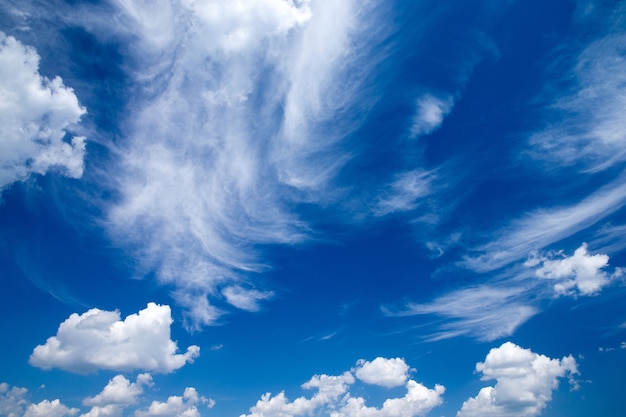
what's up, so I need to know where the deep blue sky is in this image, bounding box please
[1,1,625,416]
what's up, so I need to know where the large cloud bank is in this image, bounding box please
[29,303,199,373]
[0,32,86,191]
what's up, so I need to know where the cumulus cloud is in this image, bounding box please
[525,243,623,296]
[29,303,199,373]
[0,383,28,417]
[241,358,444,417]
[354,357,410,388]
[24,400,79,417]
[457,342,579,417]
[410,93,454,138]
[80,374,153,417]
[0,31,86,191]
[135,387,213,417]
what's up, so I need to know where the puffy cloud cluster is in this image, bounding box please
[0,383,78,417]
[526,243,623,296]
[458,342,578,417]
[135,387,214,417]
[29,303,199,373]
[242,357,444,417]
[1,377,211,417]
[0,32,86,191]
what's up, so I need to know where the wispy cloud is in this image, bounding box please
[92,0,388,328]
[386,283,539,342]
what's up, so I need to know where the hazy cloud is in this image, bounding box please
[410,93,454,138]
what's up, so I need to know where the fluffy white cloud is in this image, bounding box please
[0,31,86,190]
[135,387,213,417]
[29,303,199,373]
[354,357,410,388]
[0,383,28,417]
[24,400,79,417]
[241,359,444,417]
[80,374,154,417]
[526,243,623,296]
[410,93,454,138]
[457,342,578,417]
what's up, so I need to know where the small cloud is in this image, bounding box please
[526,243,621,296]
[29,303,199,374]
[221,286,273,312]
[354,357,410,388]
[24,400,79,417]
[135,387,211,417]
[410,93,454,138]
[458,342,579,417]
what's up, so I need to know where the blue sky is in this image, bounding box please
[1,0,626,416]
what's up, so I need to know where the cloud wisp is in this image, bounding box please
[29,303,199,374]
[0,31,86,191]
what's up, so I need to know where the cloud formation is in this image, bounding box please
[241,358,444,417]
[0,31,86,191]
[29,303,199,373]
[526,243,623,296]
[0,383,78,417]
[410,93,454,138]
[135,387,214,417]
[96,0,385,328]
[458,342,578,417]
[354,357,410,388]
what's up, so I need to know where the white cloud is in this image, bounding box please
[410,93,454,138]
[373,170,435,217]
[84,374,152,407]
[135,387,212,417]
[24,400,79,417]
[387,285,538,342]
[527,27,626,172]
[96,0,386,328]
[462,176,626,273]
[29,303,199,373]
[0,31,86,191]
[222,286,274,312]
[354,357,410,388]
[526,243,622,296]
[0,383,28,417]
[241,359,444,417]
[457,342,579,417]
